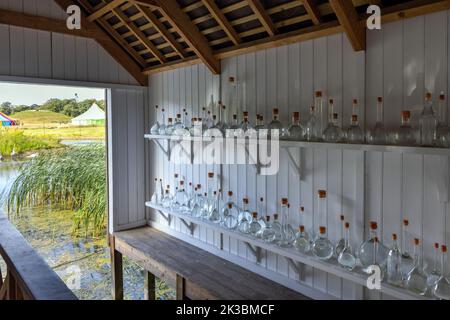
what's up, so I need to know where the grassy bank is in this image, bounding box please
[22,126,105,140]
[11,110,71,127]
[0,130,60,156]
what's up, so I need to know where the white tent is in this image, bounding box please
[71,103,105,126]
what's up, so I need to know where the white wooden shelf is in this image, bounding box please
[145,201,430,300]
[145,134,450,157]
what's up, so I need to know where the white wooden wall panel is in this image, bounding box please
[148,10,450,300]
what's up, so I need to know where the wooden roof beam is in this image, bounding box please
[246,0,277,36]
[137,5,187,58]
[87,0,126,22]
[329,0,365,51]
[152,0,221,74]
[302,0,321,25]
[201,0,241,45]
[54,0,148,86]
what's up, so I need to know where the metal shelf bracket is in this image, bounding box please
[244,242,262,263]
[283,147,302,178]
[285,257,305,281]
[157,210,172,225]
[152,138,171,159]
[180,218,196,235]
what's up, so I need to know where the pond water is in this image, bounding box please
[0,161,174,300]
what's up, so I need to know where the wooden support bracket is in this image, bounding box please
[244,242,262,263]
[180,218,196,235]
[285,257,305,281]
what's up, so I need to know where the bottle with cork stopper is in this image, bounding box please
[268,108,283,136]
[433,245,450,300]
[406,238,428,295]
[346,99,364,143]
[221,191,239,230]
[312,226,333,260]
[158,107,167,135]
[305,105,320,141]
[150,105,161,135]
[323,99,343,142]
[335,214,346,257]
[387,233,403,286]
[294,224,311,254]
[419,92,438,147]
[393,110,417,146]
[358,221,388,271]
[368,97,387,145]
[338,222,356,271]
[288,111,304,141]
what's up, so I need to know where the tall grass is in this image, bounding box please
[0,129,59,155]
[8,145,106,236]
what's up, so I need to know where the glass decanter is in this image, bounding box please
[217,102,229,134]
[392,111,417,146]
[427,243,441,289]
[227,114,240,138]
[386,233,403,286]
[312,226,333,260]
[150,178,163,204]
[271,213,282,244]
[278,199,295,247]
[346,115,364,144]
[261,216,276,243]
[315,91,325,138]
[221,191,240,229]
[338,222,357,271]
[335,214,346,258]
[305,106,321,142]
[406,238,428,295]
[238,198,253,223]
[358,221,389,272]
[257,197,267,231]
[401,219,414,279]
[268,108,283,137]
[235,111,252,137]
[437,93,450,147]
[161,186,173,208]
[158,108,167,135]
[323,101,343,142]
[419,92,438,146]
[191,185,205,218]
[254,114,265,133]
[228,77,238,117]
[433,245,450,300]
[175,180,190,212]
[367,97,387,145]
[287,112,304,141]
[298,206,311,241]
[150,105,160,135]
[202,172,216,218]
[294,225,311,254]
[165,117,174,136]
[208,191,222,223]
[249,212,262,236]
[173,113,185,133]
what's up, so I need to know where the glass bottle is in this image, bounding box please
[427,243,441,289]
[150,105,160,135]
[323,100,343,142]
[392,111,417,146]
[419,92,438,146]
[208,191,221,223]
[238,198,253,223]
[261,216,276,243]
[298,207,311,241]
[217,102,229,133]
[294,225,311,254]
[228,77,238,118]
[227,114,240,138]
[335,215,346,258]
[406,238,428,295]
[221,191,240,229]
[173,113,184,133]
[237,211,251,235]
[257,197,267,230]
[288,112,304,141]
[176,180,190,212]
[192,185,204,218]
[338,222,357,271]
[249,212,262,236]
[151,178,163,204]
[367,97,387,145]
[271,213,282,243]
[203,172,216,218]
[158,108,167,135]
[236,111,252,137]
[387,233,403,286]
[278,199,295,247]
[268,108,283,137]
[358,221,389,271]
[305,106,320,142]
[315,91,325,138]
[346,99,365,143]
[165,117,174,136]
[401,219,414,279]
[433,245,450,300]
[161,186,173,208]
[437,93,450,147]
[312,226,334,260]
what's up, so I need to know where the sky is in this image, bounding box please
[0,82,105,106]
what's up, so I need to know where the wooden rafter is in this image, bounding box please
[329,0,366,51]
[246,0,277,36]
[87,0,126,22]
[54,0,147,86]
[302,0,322,25]
[151,0,221,74]
[201,0,241,45]
[137,5,187,58]
[111,5,166,64]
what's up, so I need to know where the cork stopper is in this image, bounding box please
[377,97,383,103]
[319,226,327,234]
[310,106,315,112]
[155,105,159,109]
[154,178,158,181]
[266,216,271,222]
[414,238,420,246]
[426,92,432,100]
[293,112,300,120]
[333,113,339,120]
[229,76,235,83]
[340,215,345,221]
[174,173,179,178]
[440,92,445,101]
[168,118,173,122]
[189,182,192,186]
[318,190,327,198]
[243,198,249,204]
[353,99,358,104]
[329,99,334,104]
[435,243,440,249]
[281,198,289,205]
[370,221,378,230]
[273,108,279,115]
[228,191,233,196]
[392,233,398,241]
[345,222,350,229]
[402,110,411,120]
[403,219,409,227]
[260,197,264,202]
[299,225,305,232]
[273,213,279,220]
[161,108,165,112]
[442,245,447,253]
[252,212,258,218]
[208,172,214,178]
[166,185,170,189]
[315,91,322,98]
[243,111,249,117]
[197,184,201,189]
[165,190,170,194]
[300,206,305,213]
[177,113,181,118]
[352,115,358,122]
[179,181,184,186]
[228,203,233,209]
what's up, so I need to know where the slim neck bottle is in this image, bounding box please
[278,198,294,247]
[437,93,449,147]
[401,219,414,278]
[406,238,428,295]
[257,197,266,228]
[150,105,160,134]
[347,99,364,144]
[359,221,388,270]
[239,198,252,222]
[294,225,311,254]
[387,233,403,286]
[323,100,343,142]
[338,222,356,270]
[335,214,346,257]
[262,216,276,243]
[312,226,333,260]
[420,92,438,146]
[288,112,304,140]
[317,190,327,229]
[395,111,417,146]
[158,109,167,135]
[151,178,161,204]
[427,242,442,290]
[369,97,387,145]
[298,206,310,241]
[305,106,320,141]
[249,212,262,236]
[433,245,450,300]
[315,91,324,136]
[268,108,283,137]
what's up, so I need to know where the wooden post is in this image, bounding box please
[7,272,16,300]
[175,274,185,300]
[110,236,123,300]
[144,271,156,300]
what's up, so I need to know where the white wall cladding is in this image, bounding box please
[148,11,450,300]
[0,0,138,85]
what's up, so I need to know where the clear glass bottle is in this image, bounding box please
[335,214,346,258]
[401,219,414,279]
[228,77,238,118]
[392,111,417,146]
[312,226,334,260]
[217,102,229,133]
[406,238,428,295]
[161,186,173,208]
[338,222,357,271]
[358,221,389,271]
[221,191,240,229]
[288,112,304,141]
[305,106,320,142]
[208,191,221,223]
[261,216,276,243]
[387,233,403,286]
[294,225,311,254]
[271,213,282,243]
[238,198,253,223]
[203,172,216,218]
[227,114,240,138]
[176,180,190,212]
[433,245,450,300]
[150,105,160,135]
[236,111,252,137]
[158,108,167,135]
[165,117,174,136]
[278,199,295,247]
[268,108,283,137]
[257,197,267,231]
[437,93,450,147]
[367,97,387,145]
[323,100,343,142]
[315,91,325,138]
[427,243,441,289]
[249,212,262,236]
[173,113,184,133]
[191,184,204,218]
[419,92,438,146]
[298,206,311,241]
[151,178,163,204]
[347,105,364,144]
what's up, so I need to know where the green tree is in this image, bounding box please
[40,98,75,113]
[0,102,13,115]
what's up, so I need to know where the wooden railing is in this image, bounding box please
[0,215,77,300]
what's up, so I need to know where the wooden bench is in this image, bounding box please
[0,215,77,300]
[112,227,309,300]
